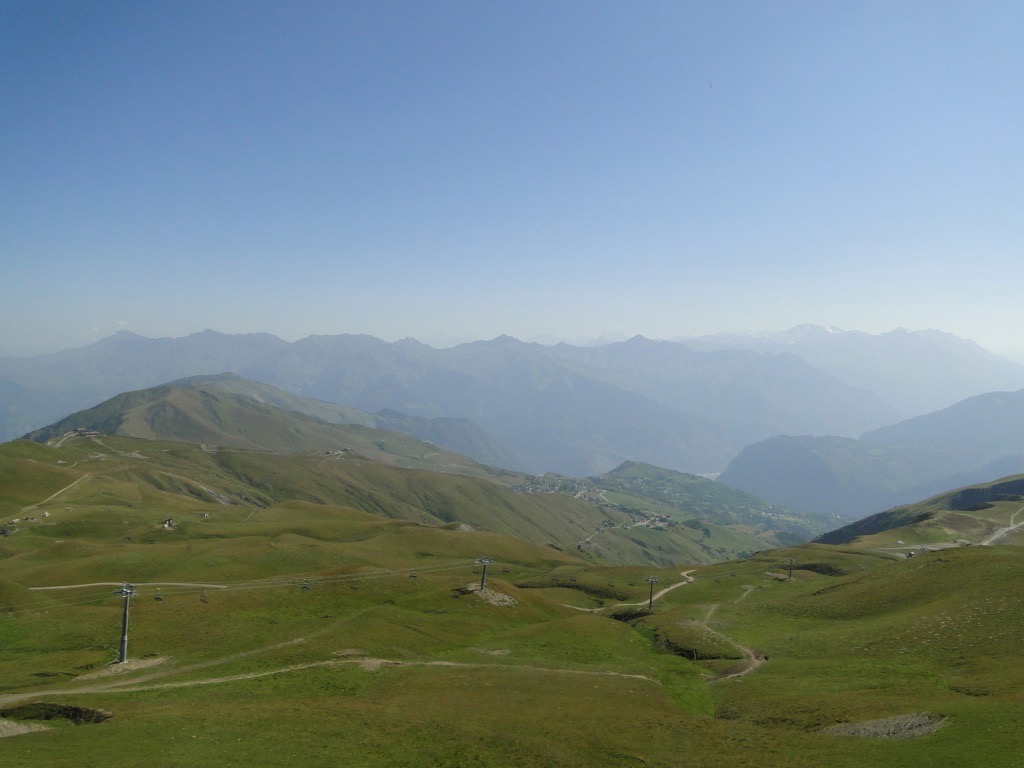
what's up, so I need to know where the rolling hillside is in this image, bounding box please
[21,376,824,561]
[24,373,518,470]
[2,467,1022,767]
[4,402,1024,765]
[591,461,833,542]
[817,474,1024,550]
[719,389,1024,519]
[2,431,778,568]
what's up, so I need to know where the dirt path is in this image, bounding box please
[873,504,1024,555]
[4,571,766,710]
[0,638,661,709]
[22,473,90,512]
[41,657,661,698]
[3,571,677,709]
[562,570,696,613]
[616,570,696,607]
[0,625,340,709]
[563,573,763,680]
[578,518,651,547]
[700,588,766,681]
[981,505,1024,545]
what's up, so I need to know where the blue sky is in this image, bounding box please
[3,1,1022,357]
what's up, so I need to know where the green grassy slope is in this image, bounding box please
[19,374,802,563]
[162,373,522,468]
[0,434,772,568]
[596,460,834,540]
[24,380,503,478]
[818,473,1024,550]
[2,485,1022,767]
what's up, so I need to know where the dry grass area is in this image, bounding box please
[823,713,946,739]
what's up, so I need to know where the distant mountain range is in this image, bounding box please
[5,326,1024,478]
[719,388,1024,518]
[682,325,1024,417]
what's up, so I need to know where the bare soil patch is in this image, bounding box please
[78,656,169,679]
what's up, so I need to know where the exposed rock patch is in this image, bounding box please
[466,583,518,606]
[823,713,946,739]
[0,718,49,738]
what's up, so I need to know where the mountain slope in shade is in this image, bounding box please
[719,389,1024,518]
[6,327,1015,477]
[242,334,741,475]
[817,474,1024,548]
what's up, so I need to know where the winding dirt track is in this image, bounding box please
[699,591,766,681]
[562,570,695,613]
[873,504,1024,557]
[561,570,765,680]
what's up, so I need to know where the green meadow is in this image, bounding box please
[2,437,1023,766]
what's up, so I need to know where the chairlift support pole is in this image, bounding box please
[647,576,659,610]
[475,557,494,591]
[115,582,137,664]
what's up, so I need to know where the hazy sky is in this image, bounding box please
[3,1,1022,357]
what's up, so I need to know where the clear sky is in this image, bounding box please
[3,1,1022,357]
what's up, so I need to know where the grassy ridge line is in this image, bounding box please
[818,473,1024,549]
[1,435,777,567]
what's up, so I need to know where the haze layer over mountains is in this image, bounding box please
[5,325,1024,522]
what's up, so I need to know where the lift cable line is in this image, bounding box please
[12,560,487,618]
[17,558,508,668]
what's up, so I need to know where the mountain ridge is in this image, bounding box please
[681,324,1024,417]
[719,388,1024,518]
